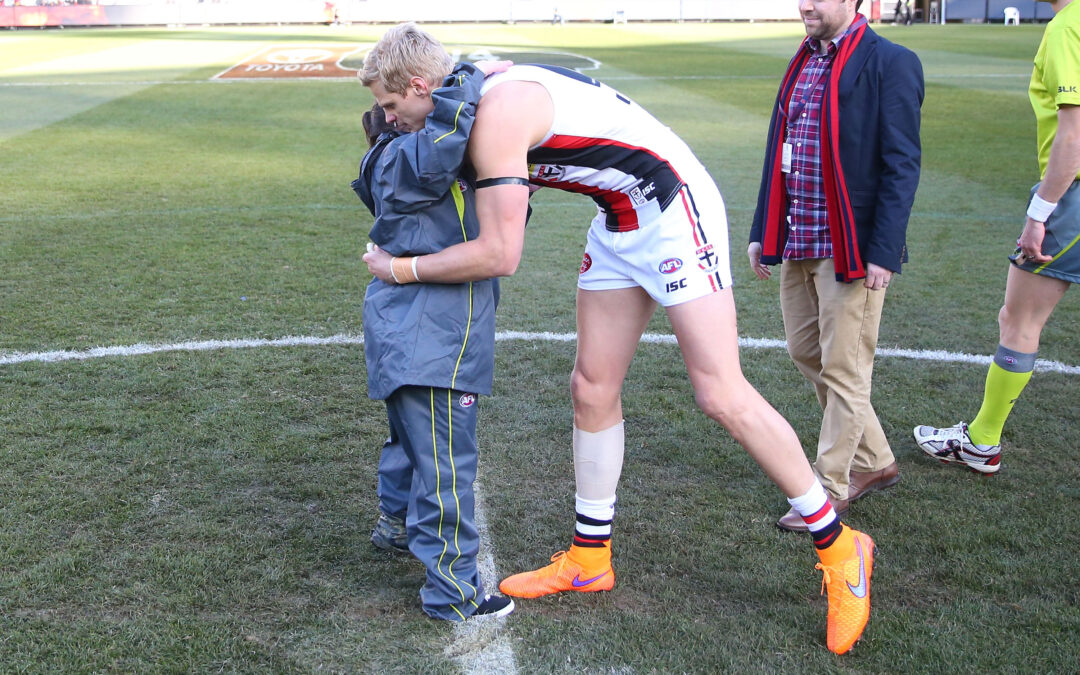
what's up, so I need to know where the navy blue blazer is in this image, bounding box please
[751,26,924,275]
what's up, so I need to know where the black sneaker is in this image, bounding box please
[470,594,514,619]
[370,512,409,553]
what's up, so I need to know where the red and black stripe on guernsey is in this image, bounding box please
[573,513,611,548]
[528,135,684,232]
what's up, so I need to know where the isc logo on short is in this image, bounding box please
[658,258,683,274]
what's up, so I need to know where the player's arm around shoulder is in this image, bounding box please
[465,80,553,277]
[367,80,553,283]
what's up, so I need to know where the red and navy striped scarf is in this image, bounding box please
[761,21,868,282]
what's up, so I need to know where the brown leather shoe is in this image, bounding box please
[775,494,849,533]
[848,461,900,502]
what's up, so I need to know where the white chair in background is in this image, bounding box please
[1004,7,1021,25]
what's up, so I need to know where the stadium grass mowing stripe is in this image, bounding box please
[3,331,1078,374]
[0,72,1032,88]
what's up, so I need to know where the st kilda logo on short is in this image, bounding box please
[696,244,718,272]
[580,253,593,275]
[458,394,476,408]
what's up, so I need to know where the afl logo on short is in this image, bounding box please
[457,178,469,192]
[458,394,476,408]
[580,253,593,275]
[658,258,683,274]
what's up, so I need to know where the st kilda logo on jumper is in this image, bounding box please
[530,164,566,182]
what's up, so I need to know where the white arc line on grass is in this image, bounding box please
[1,332,1079,374]
[445,478,519,675]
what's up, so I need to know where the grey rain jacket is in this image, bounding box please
[353,63,499,400]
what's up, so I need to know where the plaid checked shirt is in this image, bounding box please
[782,15,867,261]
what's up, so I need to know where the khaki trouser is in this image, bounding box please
[779,258,894,501]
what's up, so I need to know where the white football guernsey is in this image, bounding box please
[480,64,732,303]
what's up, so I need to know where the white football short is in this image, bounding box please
[577,184,733,307]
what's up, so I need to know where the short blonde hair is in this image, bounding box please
[360,23,453,94]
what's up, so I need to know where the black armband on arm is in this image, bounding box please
[475,177,531,189]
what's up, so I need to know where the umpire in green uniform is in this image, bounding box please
[915,0,1080,471]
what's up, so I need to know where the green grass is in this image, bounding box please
[1,21,1078,672]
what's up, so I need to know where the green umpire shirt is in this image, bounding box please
[1030,0,1080,179]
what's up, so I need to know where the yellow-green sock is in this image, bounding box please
[968,347,1035,446]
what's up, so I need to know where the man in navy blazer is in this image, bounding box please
[748,0,923,532]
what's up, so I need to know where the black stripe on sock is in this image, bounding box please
[573,531,610,542]
[812,520,843,549]
[575,513,613,527]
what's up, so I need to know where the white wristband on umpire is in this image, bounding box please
[1027,193,1057,222]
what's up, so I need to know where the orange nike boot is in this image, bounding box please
[815,525,875,654]
[499,542,614,599]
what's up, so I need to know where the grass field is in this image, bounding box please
[1,19,1078,673]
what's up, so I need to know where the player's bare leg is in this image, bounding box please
[665,289,814,493]
[666,289,873,654]
[500,287,655,599]
[999,264,1068,352]
[570,286,657,431]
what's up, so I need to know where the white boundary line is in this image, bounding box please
[1,331,1078,374]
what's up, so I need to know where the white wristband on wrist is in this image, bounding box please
[411,256,420,282]
[1027,193,1057,222]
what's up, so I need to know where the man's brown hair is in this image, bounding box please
[362,103,394,147]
